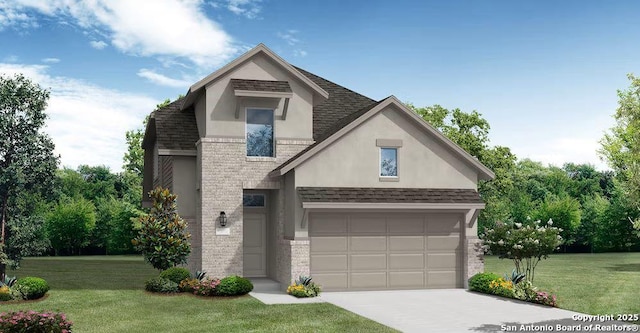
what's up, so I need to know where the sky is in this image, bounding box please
[1,0,638,172]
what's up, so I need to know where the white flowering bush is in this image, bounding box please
[481,219,563,283]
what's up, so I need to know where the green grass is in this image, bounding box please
[0,256,396,333]
[485,252,640,315]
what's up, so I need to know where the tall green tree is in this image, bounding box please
[599,73,640,236]
[0,74,58,279]
[46,197,96,255]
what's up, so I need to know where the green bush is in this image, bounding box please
[145,277,179,293]
[468,272,501,294]
[513,280,538,301]
[159,267,191,284]
[0,311,73,332]
[0,286,12,301]
[14,277,49,300]
[215,276,253,296]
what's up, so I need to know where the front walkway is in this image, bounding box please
[320,289,607,333]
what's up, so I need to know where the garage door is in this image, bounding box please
[309,212,462,291]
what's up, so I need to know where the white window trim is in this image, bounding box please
[379,147,399,181]
[245,107,276,158]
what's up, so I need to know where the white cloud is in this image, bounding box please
[277,30,299,46]
[137,69,191,88]
[0,62,156,172]
[0,1,38,30]
[90,40,107,50]
[1,0,238,69]
[518,137,610,171]
[212,0,261,19]
[293,49,307,57]
[41,57,60,63]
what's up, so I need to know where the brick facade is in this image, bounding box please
[463,236,485,288]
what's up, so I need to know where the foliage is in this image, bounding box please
[195,270,207,281]
[193,277,221,296]
[534,195,581,245]
[144,276,179,293]
[132,187,191,270]
[215,276,254,296]
[14,277,49,300]
[534,291,558,307]
[0,73,58,280]
[0,285,12,301]
[287,276,320,298]
[488,277,514,298]
[178,278,199,293]
[0,311,73,332]
[159,267,191,284]
[503,269,526,285]
[95,198,140,254]
[482,219,563,282]
[5,215,50,269]
[46,197,96,254]
[468,272,501,294]
[513,280,538,302]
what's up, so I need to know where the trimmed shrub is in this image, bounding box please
[468,272,501,294]
[14,277,49,300]
[0,310,73,332]
[159,267,191,284]
[179,278,199,293]
[145,277,179,293]
[215,276,253,296]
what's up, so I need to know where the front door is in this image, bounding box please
[243,213,267,277]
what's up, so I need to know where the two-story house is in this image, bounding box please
[141,44,494,291]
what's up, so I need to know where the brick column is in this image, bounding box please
[463,236,484,288]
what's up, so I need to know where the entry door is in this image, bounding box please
[243,213,267,277]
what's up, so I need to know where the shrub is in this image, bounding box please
[215,276,253,296]
[468,272,501,294]
[534,291,558,307]
[193,278,220,296]
[14,277,49,300]
[0,310,73,332]
[513,280,538,302]
[179,278,200,293]
[145,277,179,293]
[287,276,321,298]
[160,267,191,284]
[0,286,12,301]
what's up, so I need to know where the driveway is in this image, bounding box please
[320,289,616,333]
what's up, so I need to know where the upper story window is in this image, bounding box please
[246,108,274,157]
[380,147,398,177]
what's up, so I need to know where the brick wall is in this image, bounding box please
[198,137,312,279]
[463,236,485,288]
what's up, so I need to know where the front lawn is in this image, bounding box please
[0,256,396,333]
[485,252,640,315]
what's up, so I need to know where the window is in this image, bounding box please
[246,108,274,157]
[243,194,265,207]
[380,148,398,177]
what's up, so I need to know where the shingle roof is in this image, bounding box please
[297,187,483,204]
[151,98,199,150]
[230,79,292,93]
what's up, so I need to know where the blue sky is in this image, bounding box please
[1,0,638,172]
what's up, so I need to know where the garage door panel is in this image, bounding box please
[314,273,348,290]
[389,236,424,251]
[427,236,461,251]
[351,254,386,270]
[389,253,424,269]
[427,253,459,269]
[310,215,347,234]
[351,272,387,289]
[388,217,424,234]
[350,216,386,233]
[311,254,347,271]
[350,236,387,251]
[428,271,459,288]
[426,214,461,233]
[390,271,424,288]
[310,236,347,252]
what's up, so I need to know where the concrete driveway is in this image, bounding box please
[320,289,618,333]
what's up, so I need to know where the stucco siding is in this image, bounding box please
[204,53,314,140]
[172,156,196,218]
[295,106,478,189]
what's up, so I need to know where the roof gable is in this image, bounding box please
[271,96,495,180]
[181,44,328,109]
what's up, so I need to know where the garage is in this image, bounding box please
[309,211,463,291]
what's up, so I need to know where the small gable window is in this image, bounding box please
[246,108,274,157]
[380,148,398,177]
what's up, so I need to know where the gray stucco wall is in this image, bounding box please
[295,105,478,189]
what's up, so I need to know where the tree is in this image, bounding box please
[0,74,58,279]
[46,197,96,255]
[95,198,140,254]
[132,188,191,270]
